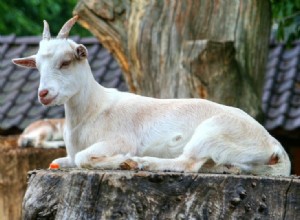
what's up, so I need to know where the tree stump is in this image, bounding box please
[0,136,66,220]
[23,169,300,219]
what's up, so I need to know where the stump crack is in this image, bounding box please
[283,177,293,220]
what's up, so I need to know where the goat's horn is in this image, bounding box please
[57,15,78,39]
[43,20,51,40]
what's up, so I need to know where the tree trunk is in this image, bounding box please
[0,136,66,220]
[74,0,271,118]
[23,169,300,219]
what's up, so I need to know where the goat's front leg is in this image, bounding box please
[120,155,208,172]
[74,141,135,169]
[52,156,75,168]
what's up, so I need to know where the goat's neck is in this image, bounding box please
[64,70,106,129]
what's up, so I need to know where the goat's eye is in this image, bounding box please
[60,60,71,69]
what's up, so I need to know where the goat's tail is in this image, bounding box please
[252,141,291,176]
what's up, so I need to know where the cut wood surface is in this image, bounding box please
[0,136,66,220]
[23,169,300,220]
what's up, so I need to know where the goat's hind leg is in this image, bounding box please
[120,121,224,172]
[120,117,230,172]
[180,114,276,174]
[121,114,260,174]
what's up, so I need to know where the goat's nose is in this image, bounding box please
[39,89,49,98]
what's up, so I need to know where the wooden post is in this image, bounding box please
[23,169,300,219]
[0,136,66,220]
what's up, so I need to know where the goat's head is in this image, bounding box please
[12,16,89,106]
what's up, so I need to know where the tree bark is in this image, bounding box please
[23,169,300,220]
[74,0,271,118]
[0,136,66,220]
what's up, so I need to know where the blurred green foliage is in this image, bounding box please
[0,0,299,42]
[0,0,91,36]
[271,0,300,43]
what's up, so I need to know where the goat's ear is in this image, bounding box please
[75,44,88,60]
[12,55,37,69]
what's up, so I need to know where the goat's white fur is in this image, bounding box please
[12,17,291,176]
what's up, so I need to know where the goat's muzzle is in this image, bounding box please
[38,89,57,105]
[39,89,49,98]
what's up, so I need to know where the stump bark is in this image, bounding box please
[23,169,300,220]
[0,136,66,220]
[74,0,271,119]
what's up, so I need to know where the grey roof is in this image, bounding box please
[262,41,300,131]
[0,35,299,133]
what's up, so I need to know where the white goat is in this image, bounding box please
[12,16,291,176]
[18,118,65,148]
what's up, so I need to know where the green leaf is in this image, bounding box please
[277,22,285,41]
[0,0,91,36]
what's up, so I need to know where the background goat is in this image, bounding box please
[12,16,291,176]
[18,118,64,148]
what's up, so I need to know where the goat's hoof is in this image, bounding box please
[120,159,139,170]
[49,162,60,169]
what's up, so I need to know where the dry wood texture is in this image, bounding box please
[0,136,66,220]
[23,169,300,219]
[74,0,271,119]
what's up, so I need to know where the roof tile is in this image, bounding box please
[279,57,299,70]
[79,37,99,44]
[276,68,297,82]
[265,67,277,79]
[289,106,300,117]
[5,44,27,58]
[0,101,13,117]
[6,102,32,117]
[270,91,291,106]
[15,36,41,44]
[273,80,294,94]
[15,92,37,105]
[1,114,23,129]
[0,44,10,59]
[263,41,300,130]
[266,57,280,69]
[27,106,47,117]
[0,35,16,44]
[291,94,300,105]
[2,79,26,93]
[281,45,300,60]
[264,115,285,130]
[268,45,283,58]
